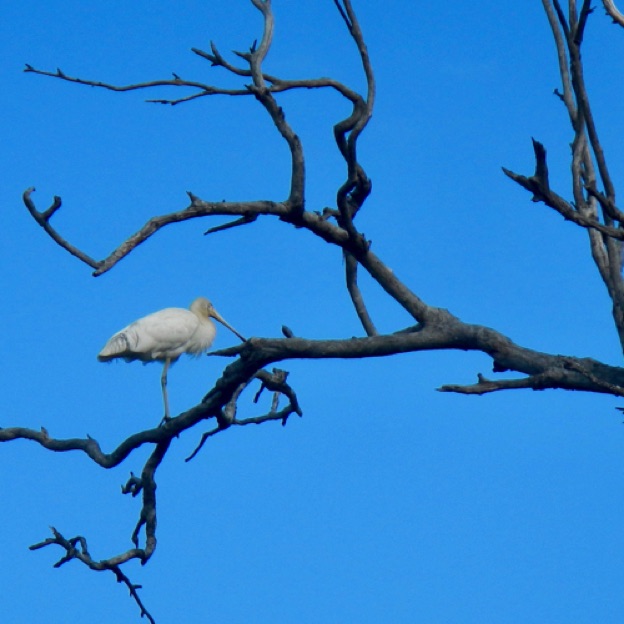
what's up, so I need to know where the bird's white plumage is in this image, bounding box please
[98,306,216,363]
[98,297,245,421]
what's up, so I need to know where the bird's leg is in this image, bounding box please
[160,358,171,424]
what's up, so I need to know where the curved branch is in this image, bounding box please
[22,190,286,276]
[602,0,624,26]
[131,440,170,555]
[186,367,302,461]
[332,0,375,244]
[249,0,274,80]
[30,528,156,623]
[0,346,275,462]
[23,189,101,269]
[246,2,305,208]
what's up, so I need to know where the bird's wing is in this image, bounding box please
[98,308,199,361]
[129,308,200,359]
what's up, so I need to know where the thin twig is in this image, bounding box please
[437,372,566,395]
[23,64,249,98]
[234,403,299,426]
[204,214,258,235]
[30,528,156,623]
[345,251,377,336]
[502,170,624,239]
[22,189,101,269]
[542,0,576,116]
[185,425,222,462]
[502,143,624,241]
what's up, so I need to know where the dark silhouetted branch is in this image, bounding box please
[345,251,377,336]
[22,188,101,269]
[30,528,156,623]
[23,63,250,99]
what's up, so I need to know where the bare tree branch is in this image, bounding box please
[574,0,594,44]
[23,64,250,98]
[30,527,156,623]
[345,251,378,336]
[185,367,301,461]
[212,325,624,397]
[331,0,375,248]
[438,372,571,395]
[602,0,624,26]
[502,157,624,240]
[585,186,624,223]
[514,3,624,352]
[20,191,286,276]
[23,188,101,269]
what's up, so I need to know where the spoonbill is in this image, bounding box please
[98,297,245,420]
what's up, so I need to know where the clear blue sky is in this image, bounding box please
[2,2,624,622]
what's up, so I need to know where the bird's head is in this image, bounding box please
[191,297,246,342]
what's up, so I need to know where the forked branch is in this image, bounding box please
[30,528,155,624]
[23,188,101,270]
[513,2,624,351]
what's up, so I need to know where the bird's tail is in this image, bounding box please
[97,333,131,361]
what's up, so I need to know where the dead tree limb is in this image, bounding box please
[602,0,624,27]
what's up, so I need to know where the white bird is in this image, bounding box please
[98,297,245,421]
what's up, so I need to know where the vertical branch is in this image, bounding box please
[568,0,578,29]
[132,440,171,559]
[543,1,624,350]
[345,251,377,336]
[248,0,305,210]
[333,0,375,246]
[249,0,274,88]
[575,0,593,43]
[338,0,376,137]
[552,0,572,36]
[568,7,615,203]
[543,1,575,117]
[566,1,624,340]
